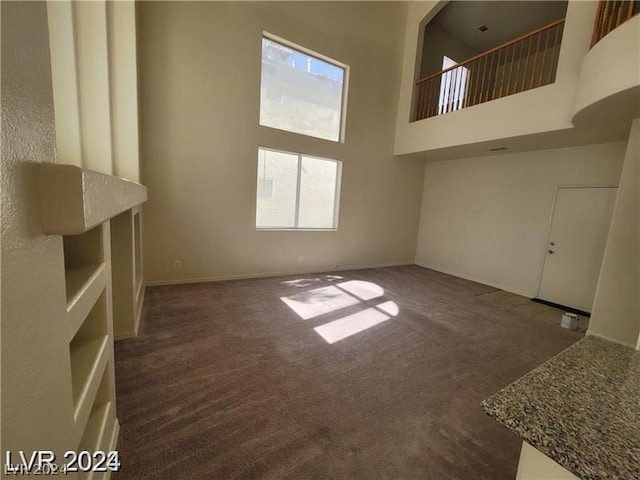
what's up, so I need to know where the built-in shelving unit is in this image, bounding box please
[39,163,148,477]
[111,205,145,339]
[63,221,116,453]
[79,357,117,459]
[69,289,108,412]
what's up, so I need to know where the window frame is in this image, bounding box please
[255,146,342,232]
[260,31,350,144]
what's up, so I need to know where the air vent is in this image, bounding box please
[478,25,488,32]
[488,147,507,151]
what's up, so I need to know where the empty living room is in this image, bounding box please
[1,1,639,479]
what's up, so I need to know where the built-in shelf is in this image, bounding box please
[37,163,144,468]
[65,265,103,307]
[65,264,107,342]
[36,161,146,465]
[70,336,109,412]
[63,225,104,307]
[79,360,112,451]
[112,207,145,340]
[77,358,117,480]
[69,290,109,416]
[39,163,148,235]
[80,402,111,451]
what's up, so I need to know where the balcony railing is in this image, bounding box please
[591,0,640,47]
[414,19,565,121]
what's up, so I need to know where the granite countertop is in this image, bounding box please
[481,336,639,480]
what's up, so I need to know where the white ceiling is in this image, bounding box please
[432,1,569,53]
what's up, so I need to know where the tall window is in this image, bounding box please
[260,34,348,142]
[256,147,341,230]
[438,56,469,114]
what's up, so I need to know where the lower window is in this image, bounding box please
[256,147,341,230]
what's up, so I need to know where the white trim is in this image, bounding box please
[144,262,413,287]
[257,228,337,232]
[294,152,302,227]
[332,161,342,230]
[338,64,350,144]
[585,331,636,349]
[415,261,534,298]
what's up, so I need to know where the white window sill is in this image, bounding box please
[256,228,338,232]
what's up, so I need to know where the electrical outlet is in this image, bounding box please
[298,256,304,262]
[174,260,182,269]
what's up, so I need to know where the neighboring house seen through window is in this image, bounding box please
[256,147,341,230]
[260,34,348,142]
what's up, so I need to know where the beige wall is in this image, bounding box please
[419,22,478,78]
[395,1,599,156]
[588,120,640,347]
[138,1,425,284]
[108,0,141,182]
[572,14,640,128]
[415,142,626,297]
[1,0,75,458]
[47,0,141,181]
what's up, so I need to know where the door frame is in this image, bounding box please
[535,184,618,302]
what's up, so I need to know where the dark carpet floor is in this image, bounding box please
[114,265,582,480]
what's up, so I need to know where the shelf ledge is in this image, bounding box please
[39,164,148,235]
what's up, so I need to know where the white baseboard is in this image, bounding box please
[414,262,534,298]
[144,262,413,287]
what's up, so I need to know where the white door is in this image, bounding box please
[537,187,617,313]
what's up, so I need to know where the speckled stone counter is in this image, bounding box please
[481,336,640,480]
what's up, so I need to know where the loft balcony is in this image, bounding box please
[590,0,640,47]
[573,0,640,128]
[413,18,565,122]
[394,1,635,159]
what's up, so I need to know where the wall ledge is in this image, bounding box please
[39,163,148,234]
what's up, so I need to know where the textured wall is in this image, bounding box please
[1,0,75,457]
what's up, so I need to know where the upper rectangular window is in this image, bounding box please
[260,34,348,142]
[256,147,341,230]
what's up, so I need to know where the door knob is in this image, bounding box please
[548,249,555,254]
